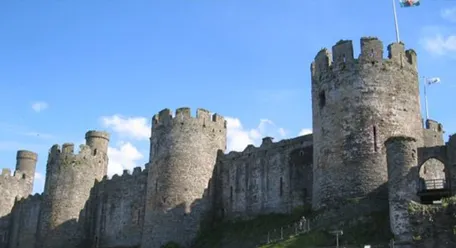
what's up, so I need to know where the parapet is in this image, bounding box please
[85,130,110,141]
[15,193,43,204]
[152,107,227,129]
[312,37,417,77]
[16,150,38,161]
[425,119,444,133]
[223,134,313,160]
[49,143,92,157]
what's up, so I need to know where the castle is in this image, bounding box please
[0,37,455,248]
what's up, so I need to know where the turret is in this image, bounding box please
[36,130,110,248]
[141,107,227,248]
[311,37,423,210]
[85,130,109,155]
[15,150,38,178]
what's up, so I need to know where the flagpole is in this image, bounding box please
[392,0,401,42]
[423,77,429,120]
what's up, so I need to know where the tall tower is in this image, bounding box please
[311,37,423,210]
[36,131,109,248]
[141,108,226,248]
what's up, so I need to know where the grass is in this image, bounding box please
[193,205,392,248]
[192,205,311,248]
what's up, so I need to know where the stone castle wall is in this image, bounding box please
[83,167,148,248]
[36,131,110,248]
[1,36,456,248]
[213,134,313,220]
[8,194,42,248]
[0,151,37,248]
[141,108,227,248]
[311,37,423,210]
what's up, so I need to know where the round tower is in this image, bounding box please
[36,131,110,248]
[141,107,227,248]
[385,136,419,245]
[311,37,423,210]
[15,150,38,176]
[15,150,38,193]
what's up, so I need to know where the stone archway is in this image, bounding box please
[419,158,447,189]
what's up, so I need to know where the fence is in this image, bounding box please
[256,217,394,248]
[264,217,311,244]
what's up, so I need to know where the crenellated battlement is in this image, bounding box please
[152,107,227,130]
[15,193,43,204]
[2,168,11,176]
[100,166,147,183]
[425,119,444,133]
[311,37,417,79]
[49,143,95,158]
[222,134,313,160]
[0,168,28,180]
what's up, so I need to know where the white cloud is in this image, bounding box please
[225,117,288,152]
[298,128,312,136]
[422,34,456,56]
[442,7,456,22]
[31,101,48,113]
[107,142,144,176]
[34,172,43,180]
[101,115,150,140]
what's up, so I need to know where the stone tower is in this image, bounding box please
[311,37,423,210]
[0,150,37,216]
[141,108,227,248]
[385,136,419,247]
[36,131,109,248]
[0,150,37,248]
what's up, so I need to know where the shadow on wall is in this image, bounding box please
[0,214,11,248]
[36,219,84,248]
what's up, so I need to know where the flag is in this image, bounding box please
[427,77,441,85]
[399,0,420,7]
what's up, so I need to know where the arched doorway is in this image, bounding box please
[417,157,451,204]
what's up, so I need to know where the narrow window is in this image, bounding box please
[279,177,283,196]
[93,149,98,156]
[319,91,326,108]
[373,126,378,152]
[155,181,158,193]
[230,187,233,202]
[137,209,141,224]
[343,54,346,62]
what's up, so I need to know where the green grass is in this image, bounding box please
[260,211,392,248]
[193,206,392,248]
[259,231,334,248]
[192,205,311,248]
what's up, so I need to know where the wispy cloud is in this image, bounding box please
[441,7,456,23]
[420,23,456,57]
[0,122,55,140]
[31,101,49,113]
[21,132,55,140]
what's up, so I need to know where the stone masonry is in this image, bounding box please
[0,37,454,248]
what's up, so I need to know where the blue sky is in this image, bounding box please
[0,0,455,194]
